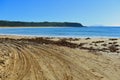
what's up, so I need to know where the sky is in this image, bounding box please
[0,0,120,26]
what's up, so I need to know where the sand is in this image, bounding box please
[0,35,120,80]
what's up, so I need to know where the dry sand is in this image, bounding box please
[0,35,120,80]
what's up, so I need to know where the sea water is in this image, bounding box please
[0,27,120,38]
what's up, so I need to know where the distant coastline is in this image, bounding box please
[0,20,84,27]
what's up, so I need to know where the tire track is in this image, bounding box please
[0,40,120,80]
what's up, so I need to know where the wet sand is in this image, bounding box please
[0,35,120,80]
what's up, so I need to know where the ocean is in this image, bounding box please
[0,27,120,38]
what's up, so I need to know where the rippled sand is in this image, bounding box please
[0,36,120,80]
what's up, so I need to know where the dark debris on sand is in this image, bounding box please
[0,37,120,54]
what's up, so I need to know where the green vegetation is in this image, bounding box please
[0,20,84,27]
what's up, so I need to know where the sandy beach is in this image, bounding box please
[0,35,120,80]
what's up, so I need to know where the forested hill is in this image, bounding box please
[0,20,84,27]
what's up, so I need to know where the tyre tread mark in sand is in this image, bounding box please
[1,40,119,80]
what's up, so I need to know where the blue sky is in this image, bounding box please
[0,0,120,26]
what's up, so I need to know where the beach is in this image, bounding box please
[0,35,120,80]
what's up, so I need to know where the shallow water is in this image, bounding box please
[0,27,120,38]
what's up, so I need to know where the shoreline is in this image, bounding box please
[0,26,83,28]
[0,34,120,39]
